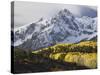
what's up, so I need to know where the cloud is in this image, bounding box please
[79,6,97,17]
[13,1,97,28]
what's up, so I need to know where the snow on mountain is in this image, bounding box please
[13,19,46,46]
[12,9,97,50]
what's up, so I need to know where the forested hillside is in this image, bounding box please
[14,41,97,73]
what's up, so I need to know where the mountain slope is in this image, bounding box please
[12,9,97,50]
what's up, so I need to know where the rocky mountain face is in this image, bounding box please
[12,9,97,50]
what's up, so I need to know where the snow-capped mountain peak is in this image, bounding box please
[12,9,97,50]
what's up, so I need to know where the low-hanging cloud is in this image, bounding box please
[13,1,97,28]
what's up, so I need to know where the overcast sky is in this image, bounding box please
[13,1,97,28]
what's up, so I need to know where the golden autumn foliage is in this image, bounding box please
[14,41,97,69]
[64,52,97,68]
[32,41,97,68]
[33,41,97,54]
[47,52,97,68]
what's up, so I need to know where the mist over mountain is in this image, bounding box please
[12,9,97,50]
